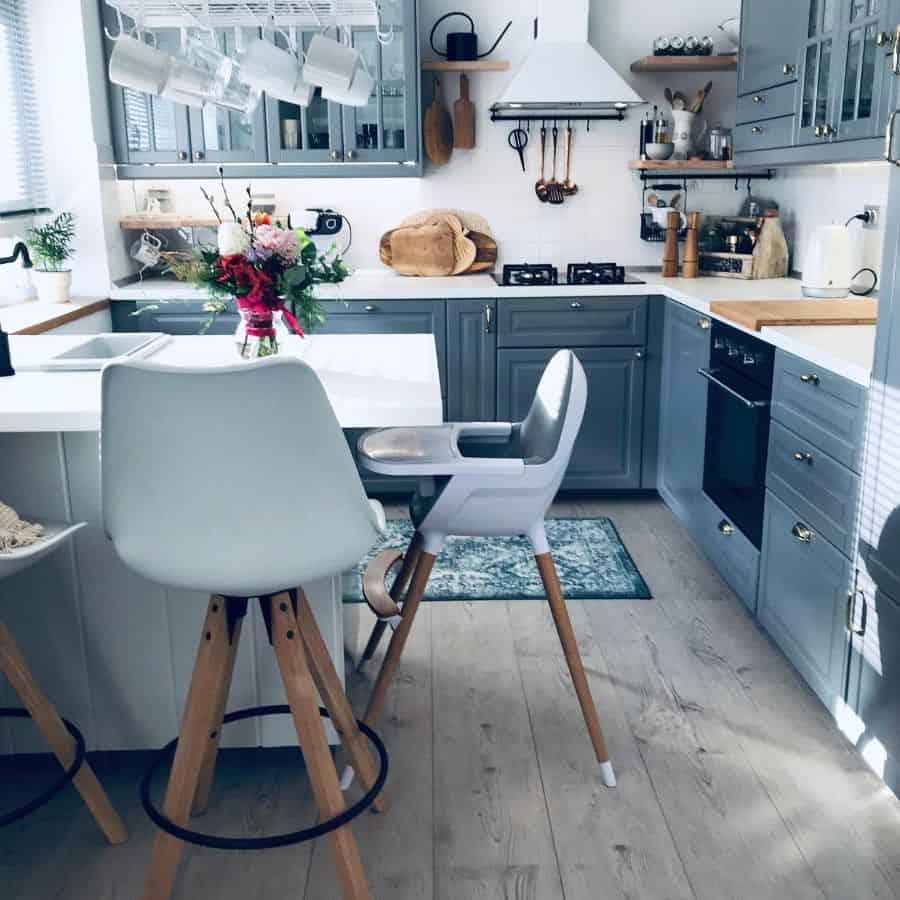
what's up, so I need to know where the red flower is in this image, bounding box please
[218,254,277,311]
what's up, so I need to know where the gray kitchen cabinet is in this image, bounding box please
[758,490,852,710]
[736,0,899,164]
[104,0,421,177]
[846,582,900,797]
[446,299,496,422]
[657,301,711,530]
[498,347,646,491]
[113,299,240,335]
[738,0,806,95]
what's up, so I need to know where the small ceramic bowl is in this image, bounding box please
[646,142,675,160]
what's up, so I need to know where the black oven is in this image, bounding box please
[700,321,775,549]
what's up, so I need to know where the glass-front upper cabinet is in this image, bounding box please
[798,0,839,142]
[105,23,191,164]
[340,8,418,165]
[188,28,268,163]
[835,0,892,140]
[264,29,344,163]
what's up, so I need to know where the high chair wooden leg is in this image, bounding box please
[362,550,436,728]
[191,597,244,817]
[291,588,388,814]
[269,593,371,900]
[360,532,423,666]
[0,621,128,844]
[534,552,616,788]
[141,597,243,900]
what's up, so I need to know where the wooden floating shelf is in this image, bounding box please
[421,60,510,72]
[629,159,734,170]
[120,215,220,230]
[630,55,738,73]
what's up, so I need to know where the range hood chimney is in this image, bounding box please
[491,0,645,119]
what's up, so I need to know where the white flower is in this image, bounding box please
[217,222,250,257]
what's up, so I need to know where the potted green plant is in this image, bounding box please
[26,212,76,304]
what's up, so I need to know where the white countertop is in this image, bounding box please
[0,333,443,433]
[109,271,876,386]
[1,297,109,334]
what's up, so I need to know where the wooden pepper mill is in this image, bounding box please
[682,211,701,279]
[662,210,681,277]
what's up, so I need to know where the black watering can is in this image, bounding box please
[429,12,512,62]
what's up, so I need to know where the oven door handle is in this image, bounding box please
[697,368,770,409]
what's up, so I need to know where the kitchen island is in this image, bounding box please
[0,333,442,755]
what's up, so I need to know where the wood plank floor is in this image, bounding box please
[4,497,900,900]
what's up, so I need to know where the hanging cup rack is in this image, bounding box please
[104,0,383,30]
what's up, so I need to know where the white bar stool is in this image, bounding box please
[0,520,128,840]
[101,358,389,900]
[356,350,616,787]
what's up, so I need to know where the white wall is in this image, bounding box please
[99,0,887,284]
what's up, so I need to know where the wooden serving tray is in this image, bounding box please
[709,299,878,331]
[380,229,497,274]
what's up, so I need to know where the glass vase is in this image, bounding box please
[234,308,290,359]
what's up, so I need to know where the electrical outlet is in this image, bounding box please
[864,205,880,229]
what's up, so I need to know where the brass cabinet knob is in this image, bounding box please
[330,150,343,161]
[877,31,894,46]
[793,451,814,464]
[751,126,764,134]
[178,151,189,160]
[799,372,820,385]
[718,519,734,536]
[194,150,205,160]
[570,301,583,309]
[346,149,358,161]
[697,317,711,330]
[792,523,813,543]
[752,94,766,103]
[635,350,645,360]
[364,304,378,312]
[783,63,796,75]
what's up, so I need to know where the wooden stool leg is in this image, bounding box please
[360,532,423,666]
[269,593,371,900]
[534,552,616,788]
[0,621,128,844]
[191,598,245,816]
[292,589,388,814]
[141,597,244,900]
[362,551,436,728]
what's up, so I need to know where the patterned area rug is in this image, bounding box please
[343,517,651,603]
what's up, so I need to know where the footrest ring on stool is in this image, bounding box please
[140,704,389,850]
[0,708,87,828]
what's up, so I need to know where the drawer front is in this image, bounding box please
[319,299,447,393]
[736,83,797,124]
[766,421,860,557]
[772,350,867,472]
[758,490,851,709]
[734,115,795,151]
[693,492,760,614]
[134,300,239,335]
[496,296,648,348]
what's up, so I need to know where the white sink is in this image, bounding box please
[40,333,168,371]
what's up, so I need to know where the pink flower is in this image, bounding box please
[254,224,300,264]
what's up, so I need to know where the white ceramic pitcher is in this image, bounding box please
[671,110,707,160]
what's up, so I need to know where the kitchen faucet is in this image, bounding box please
[0,241,29,376]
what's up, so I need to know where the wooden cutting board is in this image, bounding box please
[380,229,497,274]
[709,299,878,331]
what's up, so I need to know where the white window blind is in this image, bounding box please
[0,0,47,215]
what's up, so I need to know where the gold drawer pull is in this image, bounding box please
[570,301,583,310]
[792,523,813,543]
[799,372,820,385]
[793,451,814,464]
[752,94,766,103]
[364,304,378,312]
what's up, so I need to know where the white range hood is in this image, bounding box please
[492,0,645,118]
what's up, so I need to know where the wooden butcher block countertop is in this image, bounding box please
[709,298,878,331]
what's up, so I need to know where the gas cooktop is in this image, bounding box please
[492,262,645,287]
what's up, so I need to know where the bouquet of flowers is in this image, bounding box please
[190,173,347,358]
